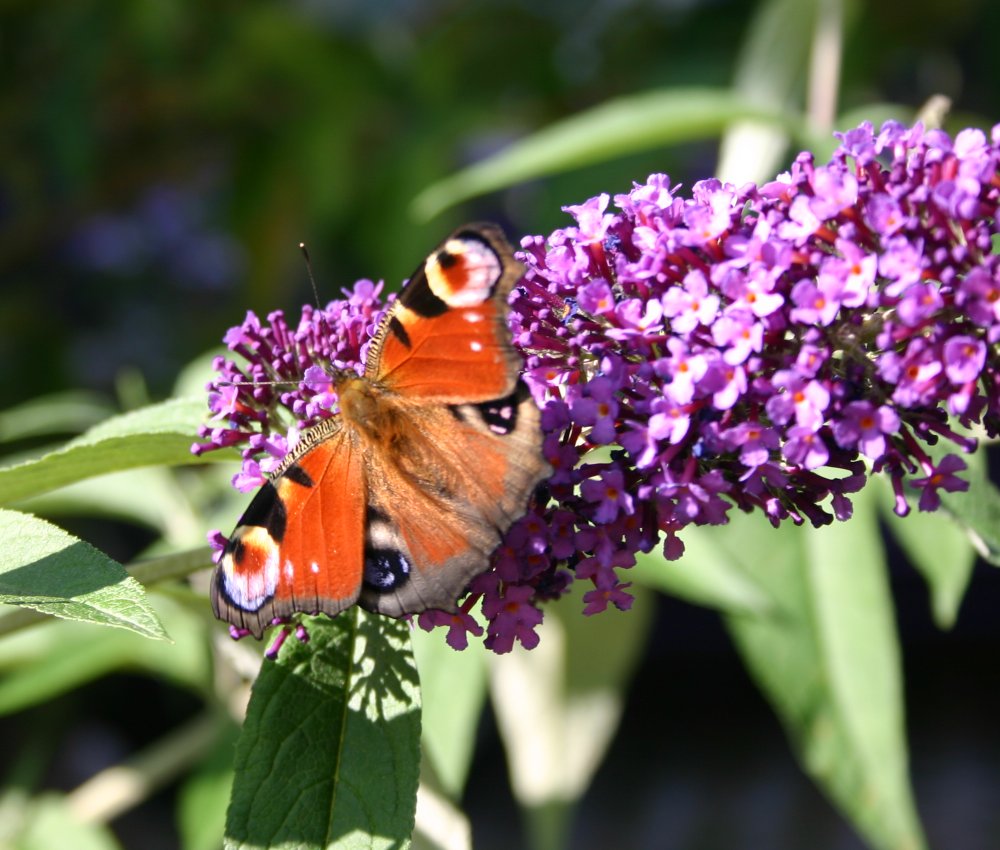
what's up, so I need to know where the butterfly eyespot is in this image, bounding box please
[217,527,280,612]
[363,547,411,592]
[436,248,459,269]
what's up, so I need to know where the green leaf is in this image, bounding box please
[6,793,122,850]
[716,0,819,183]
[0,509,168,640]
[411,625,488,799]
[0,391,114,444]
[177,723,238,850]
[411,784,471,850]
[411,88,798,220]
[225,610,421,850]
[174,348,228,399]
[0,396,217,506]
[17,467,199,539]
[721,487,926,850]
[875,475,975,629]
[631,524,774,616]
[0,594,210,715]
[489,581,654,850]
[935,446,1000,565]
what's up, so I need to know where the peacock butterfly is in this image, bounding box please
[211,224,551,638]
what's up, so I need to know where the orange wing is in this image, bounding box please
[366,223,524,403]
[357,383,550,616]
[211,419,366,638]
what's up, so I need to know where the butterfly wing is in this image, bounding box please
[211,418,367,638]
[352,224,551,613]
[366,223,525,402]
[358,383,548,615]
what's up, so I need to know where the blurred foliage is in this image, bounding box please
[4,1,1000,849]
[4,0,997,407]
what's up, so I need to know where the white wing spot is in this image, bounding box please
[310,561,320,574]
[463,311,484,323]
[470,340,483,352]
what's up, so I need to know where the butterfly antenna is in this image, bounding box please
[300,242,322,309]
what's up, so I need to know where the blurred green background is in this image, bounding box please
[7,0,1000,409]
[3,1,1000,848]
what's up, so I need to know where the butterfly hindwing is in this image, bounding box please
[358,380,548,615]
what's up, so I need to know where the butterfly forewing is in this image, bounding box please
[212,424,367,637]
[367,224,525,403]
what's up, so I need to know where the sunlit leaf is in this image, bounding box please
[632,525,774,615]
[17,467,198,539]
[0,397,218,506]
[0,595,209,715]
[177,726,236,850]
[411,88,798,220]
[716,0,819,183]
[875,475,976,629]
[412,783,472,850]
[224,610,421,850]
[174,716,240,850]
[489,582,653,850]
[9,793,121,850]
[935,446,1000,564]
[411,625,488,799]
[0,509,167,640]
[0,391,114,444]
[721,487,926,850]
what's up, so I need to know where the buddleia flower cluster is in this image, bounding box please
[196,121,1000,653]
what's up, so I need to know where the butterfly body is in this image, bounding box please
[212,225,550,638]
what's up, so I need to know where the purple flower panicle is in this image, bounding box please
[198,121,1000,653]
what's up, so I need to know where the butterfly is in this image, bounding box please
[211,224,551,638]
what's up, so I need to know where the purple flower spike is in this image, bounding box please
[200,119,999,653]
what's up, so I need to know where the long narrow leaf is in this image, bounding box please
[717,0,820,183]
[876,474,976,629]
[0,396,217,506]
[631,523,774,616]
[489,583,653,850]
[720,487,926,850]
[0,391,114,444]
[411,627,488,799]
[411,88,797,220]
[0,594,209,716]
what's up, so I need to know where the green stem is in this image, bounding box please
[66,711,223,825]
